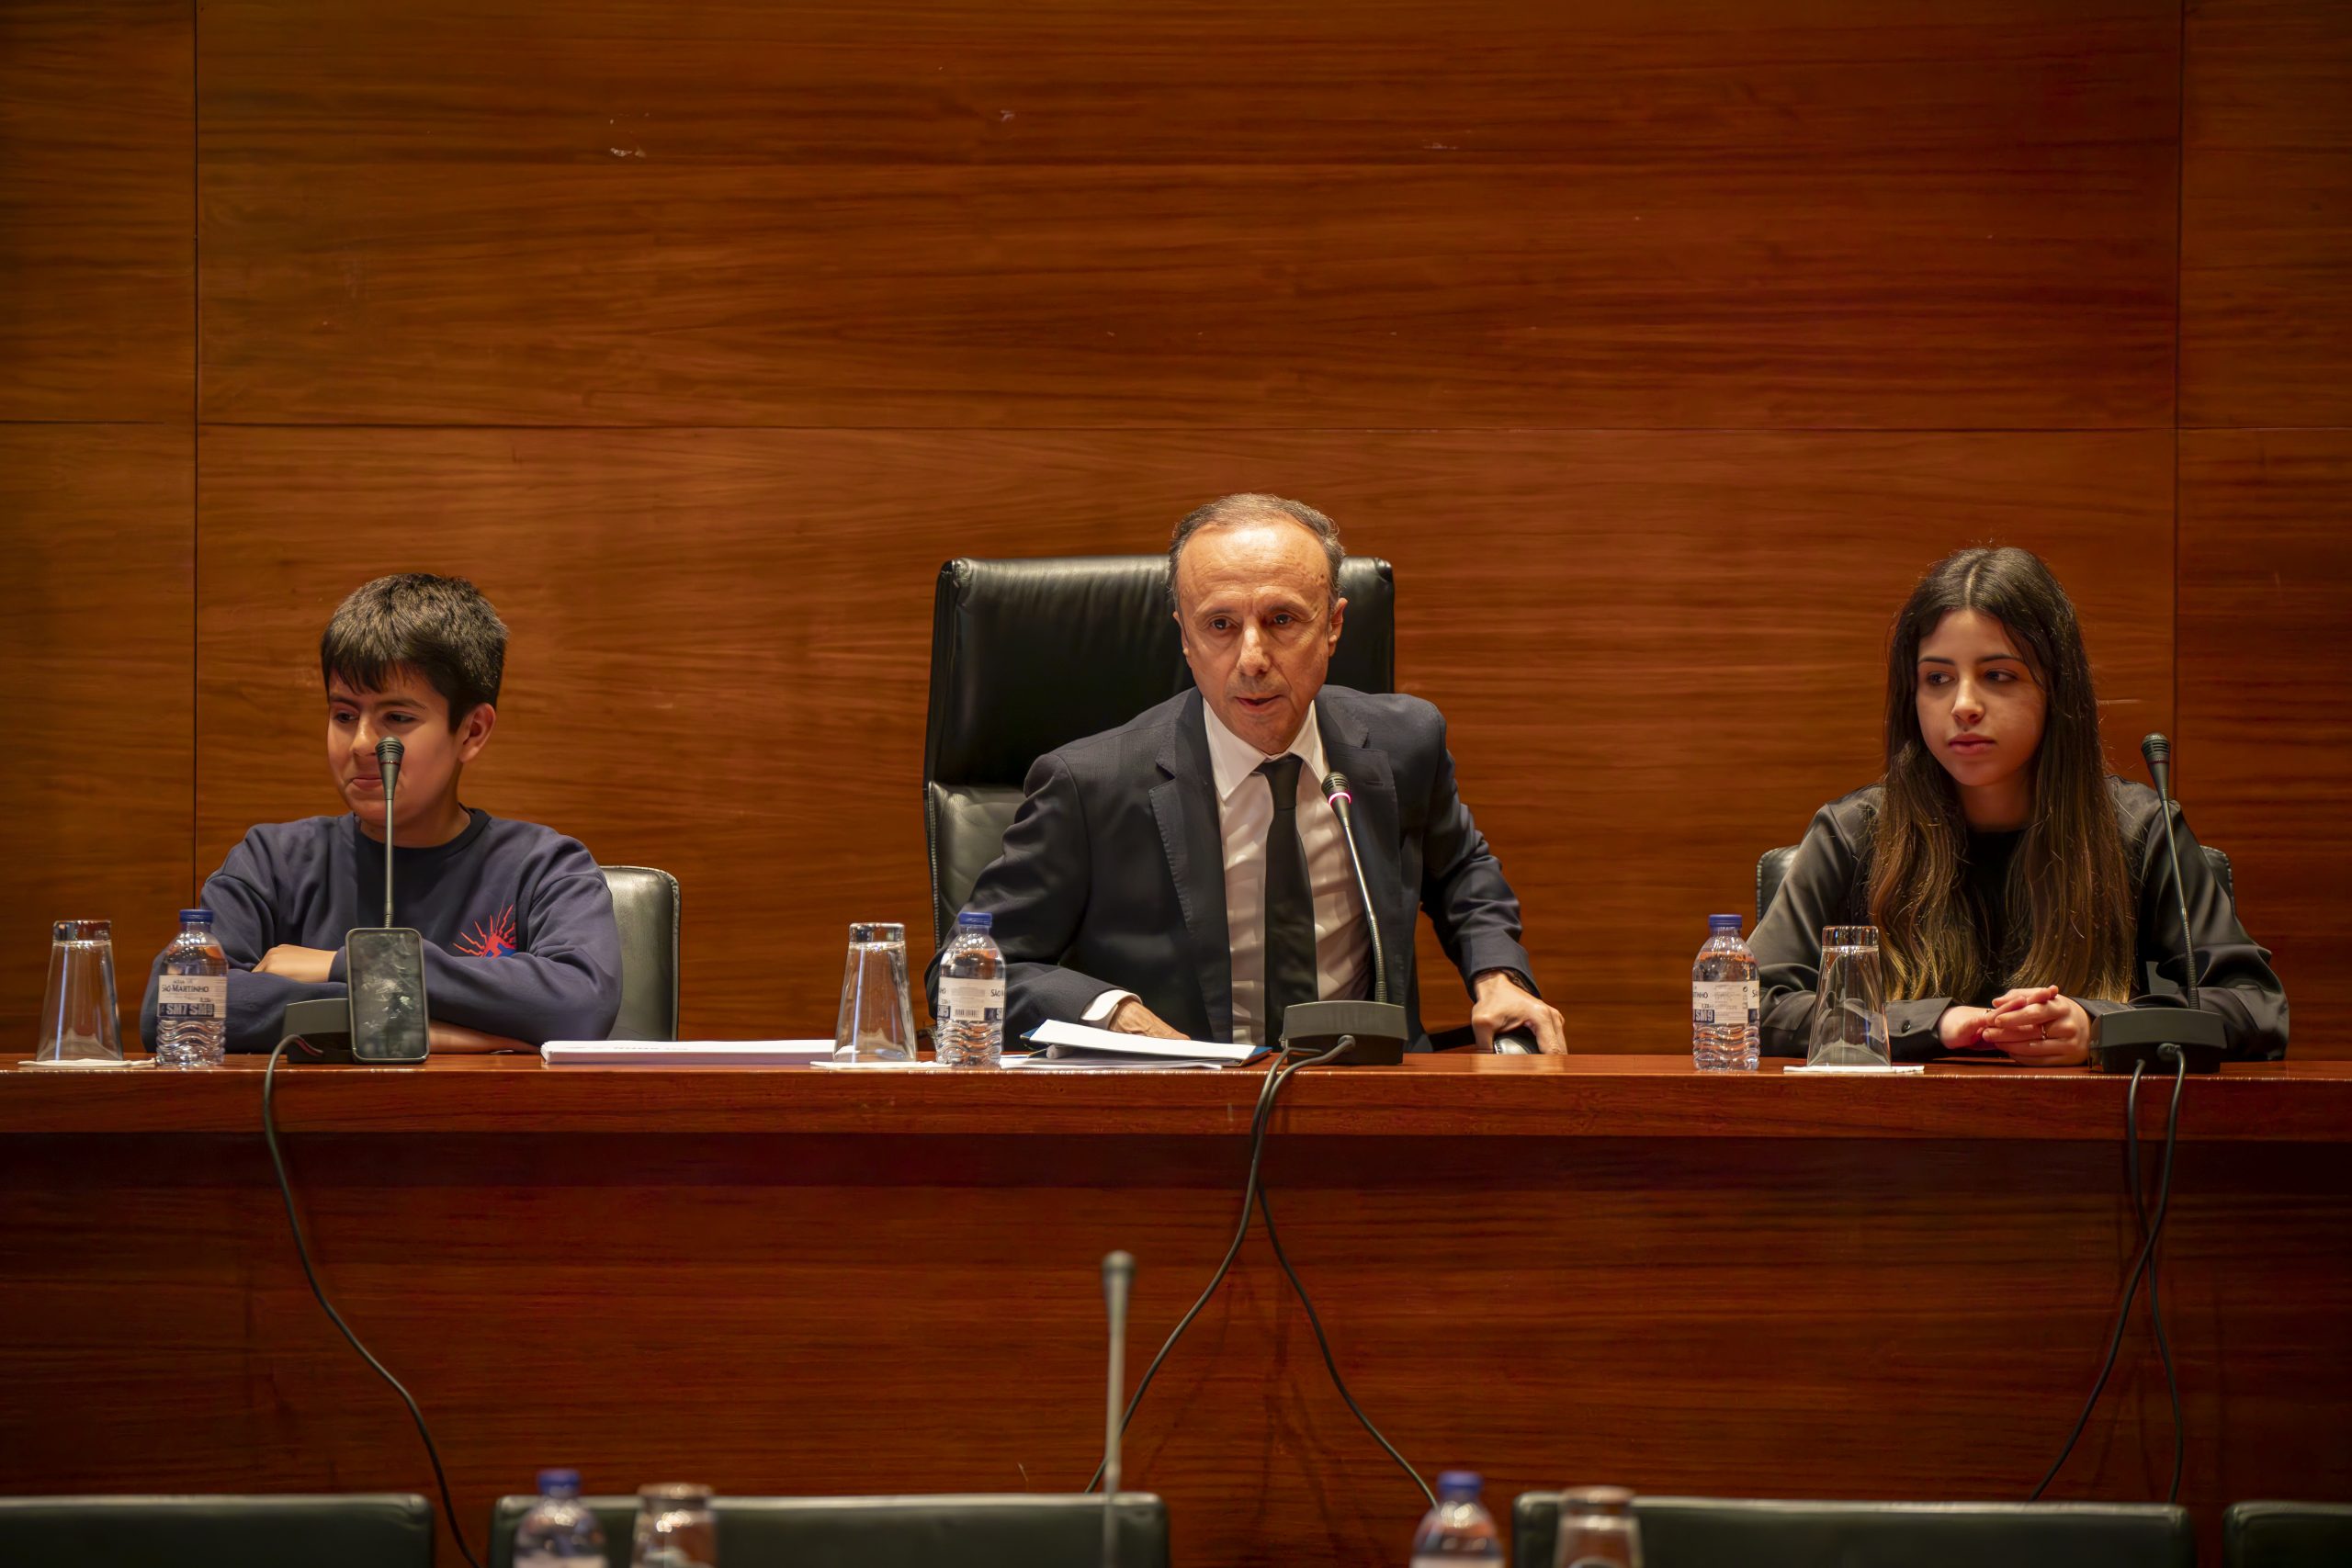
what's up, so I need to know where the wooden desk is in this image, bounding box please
[4,1055,2348,1565]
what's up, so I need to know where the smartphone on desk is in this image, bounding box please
[345,928,430,1064]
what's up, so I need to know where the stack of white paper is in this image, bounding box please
[1014,1020,1261,1069]
[540,1040,836,1066]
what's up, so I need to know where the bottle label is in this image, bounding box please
[516,1554,607,1568]
[156,974,227,1021]
[938,976,1005,1022]
[1691,980,1758,1030]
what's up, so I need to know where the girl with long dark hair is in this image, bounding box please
[1753,547,2287,1062]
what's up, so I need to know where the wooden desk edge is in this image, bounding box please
[5,1054,2346,1141]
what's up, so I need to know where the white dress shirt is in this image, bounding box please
[1085,701,1374,1046]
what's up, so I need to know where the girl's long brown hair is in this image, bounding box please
[1869,547,2134,1004]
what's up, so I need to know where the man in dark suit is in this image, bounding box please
[938,493,1566,1053]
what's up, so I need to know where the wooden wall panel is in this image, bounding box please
[197,427,2170,1044]
[196,0,2177,428]
[0,0,192,422]
[2179,432,2352,1061]
[2182,0,2352,428]
[0,427,195,1044]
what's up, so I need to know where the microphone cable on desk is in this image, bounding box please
[2030,1046,2189,1503]
[2124,1057,2187,1504]
[262,1042,485,1568]
[1088,1042,1435,1512]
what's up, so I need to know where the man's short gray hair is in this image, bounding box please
[1166,493,1345,610]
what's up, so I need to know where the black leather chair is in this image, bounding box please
[2226,1502,2352,1567]
[489,1493,1169,1568]
[1758,846,2229,921]
[0,1494,434,1568]
[923,553,1396,948]
[1512,1494,2194,1568]
[601,864,681,1040]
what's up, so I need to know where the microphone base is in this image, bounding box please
[1278,1000,1409,1066]
[276,983,433,1067]
[2091,1007,2227,1075]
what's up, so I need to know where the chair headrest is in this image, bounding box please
[925,555,1394,786]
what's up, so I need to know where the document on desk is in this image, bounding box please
[1019,1020,1261,1068]
[541,1041,836,1066]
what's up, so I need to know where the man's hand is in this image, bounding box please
[1106,998,1188,1039]
[428,1021,531,1054]
[255,945,339,984]
[1472,970,1567,1055]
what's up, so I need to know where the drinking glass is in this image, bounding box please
[630,1483,716,1568]
[1808,924,1891,1068]
[36,919,122,1063]
[834,921,917,1062]
[1554,1484,1643,1568]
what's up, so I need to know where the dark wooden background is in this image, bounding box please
[2,0,2344,1052]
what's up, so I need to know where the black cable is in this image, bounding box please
[1255,1165,1437,1510]
[2030,1047,2188,1500]
[2124,1061,2188,1503]
[263,1042,485,1568]
[1085,1047,1294,1492]
[1086,1042,1348,1494]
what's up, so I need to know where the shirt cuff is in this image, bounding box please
[1082,989,1137,1024]
[328,948,349,984]
[1473,967,1538,999]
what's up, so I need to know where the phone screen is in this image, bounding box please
[345,928,430,1062]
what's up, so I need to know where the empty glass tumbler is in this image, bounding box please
[1554,1484,1643,1568]
[36,919,123,1063]
[833,921,918,1062]
[630,1483,716,1568]
[1808,924,1892,1068]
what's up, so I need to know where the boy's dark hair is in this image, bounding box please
[320,574,508,728]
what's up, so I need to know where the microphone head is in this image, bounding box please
[1321,771,1352,805]
[375,737,405,767]
[2141,733,2169,768]
[1102,1249,1135,1310]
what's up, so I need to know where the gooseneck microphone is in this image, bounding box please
[1320,772,1388,1005]
[2140,734,2201,1012]
[1100,1250,1134,1568]
[376,737,404,928]
[2089,734,2223,1074]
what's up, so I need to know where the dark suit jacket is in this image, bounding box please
[1752,779,2289,1061]
[928,684,1537,1050]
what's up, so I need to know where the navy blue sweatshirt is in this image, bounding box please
[140,808,623,1052]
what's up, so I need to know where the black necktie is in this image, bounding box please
[1258,753,1317,1045]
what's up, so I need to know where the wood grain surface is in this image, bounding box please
[7,1053,2350,1141]
[3,1057,2347,1566]
[2179,430,2352,1062]
[194,0,2177,428]
[2182,0,2352,428]
[0,0,193,422]
[191,426,2174,1044]
[0,428,195,1047]
[0,7,2344,1074]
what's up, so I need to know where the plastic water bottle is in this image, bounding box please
[1690,913,1759,1072]
[514,1469,608,1568]
[935,909,1005,1068]
[153,908,228,1068]
[1409,1471,1501,1563]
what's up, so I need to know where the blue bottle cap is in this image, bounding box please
[179,908,213,924]
[957,909,993,929]
[537,1468,580,1495]
[1437,1470,1482,1496]
[1708,914,1742,931]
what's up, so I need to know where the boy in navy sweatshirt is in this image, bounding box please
[141,574,623,1052]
